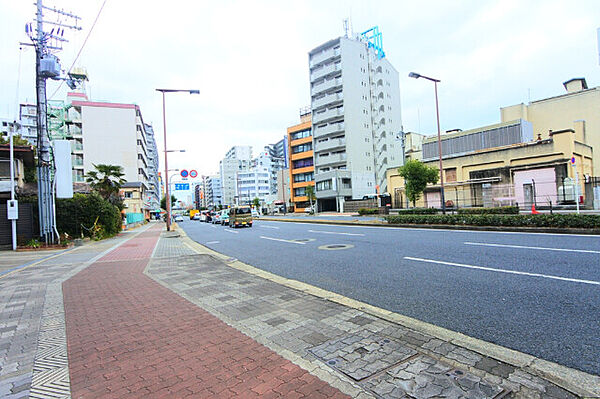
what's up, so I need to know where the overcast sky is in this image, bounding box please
[2,0,599,184]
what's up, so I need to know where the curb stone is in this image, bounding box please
[176,226,600,398]
[259,216,600,235]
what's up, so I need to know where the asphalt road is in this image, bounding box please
[180,219,600,376]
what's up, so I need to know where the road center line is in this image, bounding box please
[260,236,306,245]
[404,257,600,286]
[464,241,600,254]
[308,229,365,236]
[224,230,239,234]
[260,225,280,229]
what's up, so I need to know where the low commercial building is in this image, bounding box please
[387,121,594,209]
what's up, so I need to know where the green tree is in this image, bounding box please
[397,160,439,206]
[85,164,126,203]
[252,197,261,209]
[160,194,176,210]
[0,134,31,146]
[305,184,316,212]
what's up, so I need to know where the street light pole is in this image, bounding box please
[408,72,446,214]
[156,89,199,231]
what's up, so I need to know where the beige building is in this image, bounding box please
[387,120,593,208]
[501,78,599,173]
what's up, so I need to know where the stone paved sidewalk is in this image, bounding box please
[0,227,147,399]
[63,225,349,398]
[143,228,596,398]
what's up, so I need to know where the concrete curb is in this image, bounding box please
[177,227,600,398]
[259,216,600,235]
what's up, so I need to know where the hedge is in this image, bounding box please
[396,207,438,215]
[358,208,379,215]
[457,206,519,215]
[56,193,122,238]
[385,214,600,229]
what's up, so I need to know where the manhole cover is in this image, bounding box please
[318,244,354,250]
[361,355,506,399]
[308,333,417,381]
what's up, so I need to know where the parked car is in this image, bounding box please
[199,211,208,222]
[211,212,221,224]
[173,214,184,222]
[220,209,230,225]
[192,213,201,220]
[229,206,253,228]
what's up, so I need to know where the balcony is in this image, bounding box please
[312,91,343,110]
[312,106,344,125]
[71,141,84,152]
[313,122,344,139]
[72,157,83,166]
[310,47,340,68]
[311,77,342,97]
[69,126,82,136]
[314,137,345,152]
[315,152,347,166]
[311,62,341,81]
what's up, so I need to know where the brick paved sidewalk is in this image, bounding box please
[63,224,348,398]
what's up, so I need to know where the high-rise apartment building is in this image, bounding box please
[18,104,38,145]
[309,27,402,211]
[220,145,252,206]
[288,109,314,212]
[144,123,160,212]
[205,175,222,207]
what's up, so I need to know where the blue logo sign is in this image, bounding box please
[174,183,190,191]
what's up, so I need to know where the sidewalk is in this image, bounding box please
[1,222,598,398]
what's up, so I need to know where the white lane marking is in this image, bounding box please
[404,257,600,286]
[266,221,600,238]
[206,241,220,244]
[464,241,600,254]
[210,225,217,228]
[224,229,239,234]
[260,236,306,245]
[308,229,365,236]
[260,225,280,229]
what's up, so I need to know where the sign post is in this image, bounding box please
[571,157,580,214]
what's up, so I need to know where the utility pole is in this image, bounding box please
[27,0,81,243]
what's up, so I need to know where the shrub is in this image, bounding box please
[396,208,438,215]
[457,206,519,215]
[385,214,600,229]
[358,208,379,215]
[55,192,122,238]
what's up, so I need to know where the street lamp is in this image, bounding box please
[156,89,199,231]
[408,72,446,214]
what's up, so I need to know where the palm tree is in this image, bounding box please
[305,184,316,213]
[85,164,126,201]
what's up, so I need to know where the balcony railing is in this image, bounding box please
[311,62,341,81]
[310,47,340,68]
[311,77,342,97]
[314,137,346,153]
[312,106,344,125]
[315,152,347,166]
[312,91,343,110]
[313,122,344,139]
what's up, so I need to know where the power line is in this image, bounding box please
[49,0,108,100]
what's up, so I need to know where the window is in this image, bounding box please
[124,192,133,198]
[445,168,457,183]
[294,187,307,196]
[316,180,332,191]
[291,129,311,140]
[293,172,314,183]
[293,158,313,168]
[341,178,352,189]
[292,143,312,153]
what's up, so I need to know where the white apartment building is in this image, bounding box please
[253,148,285,195]
[206,175,222,207]
[220,145,252,206]
[236,168,271,204]
[71,97,150,194]
[144,123,160,212]
[309,28,403,211]
[19,104,38,145]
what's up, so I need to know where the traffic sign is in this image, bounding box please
[174,183,190,191]
[190,170,198,178]
[571,157,576,165]
[180,170,189,178]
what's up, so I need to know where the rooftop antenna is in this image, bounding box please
[343,18,349,38]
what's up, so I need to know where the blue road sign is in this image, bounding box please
[174,183,190,191]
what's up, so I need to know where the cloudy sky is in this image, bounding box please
[1,0,599,185]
